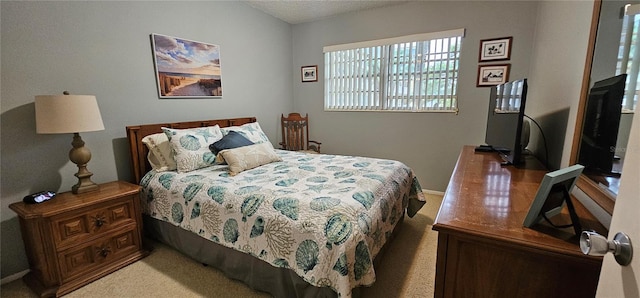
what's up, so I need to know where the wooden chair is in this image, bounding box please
[280,113,321,153]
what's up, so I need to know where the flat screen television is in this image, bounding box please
[578,74,626,176]
[482,78,529,165]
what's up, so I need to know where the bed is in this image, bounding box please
[126,117,426,297]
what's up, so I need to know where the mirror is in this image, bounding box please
[571,0,637,215]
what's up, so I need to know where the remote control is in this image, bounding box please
[474,145,493,152]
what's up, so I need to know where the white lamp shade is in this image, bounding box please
[35,94,105,134]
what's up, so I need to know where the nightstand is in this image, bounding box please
[9,181,149,297]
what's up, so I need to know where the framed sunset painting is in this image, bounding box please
[151,34,223,98]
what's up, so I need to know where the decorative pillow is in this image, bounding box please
[142,132,176,172]
[209,131,254,155]
[217,143,282,175]
[220,122,271,146]
[162,125,223,173]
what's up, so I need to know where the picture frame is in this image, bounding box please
[479,36,512,62]
[523,164,585,234]
[151,33,223,98]
[477,64,510,87]
[301,65,318,82]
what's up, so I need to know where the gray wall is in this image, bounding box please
[290,1,539,191]
[1,1,293,278]
[526,0,595,170]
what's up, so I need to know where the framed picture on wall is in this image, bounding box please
[301,65,318,82]
[477,64,510,87]
[151,33,223,98]
[479,37,512,62]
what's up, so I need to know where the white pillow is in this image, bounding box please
[217,143,282,175]
[162,125,223,173]
[142,132,176,172]
[220,122,272,147]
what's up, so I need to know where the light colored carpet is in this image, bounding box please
[1,193,442,298]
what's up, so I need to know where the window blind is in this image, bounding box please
[616,4,640,112]
[324,28,464,112]
[494,80,525,113]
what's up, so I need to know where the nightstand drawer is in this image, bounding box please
[58,226,140,282]
[52,195,137,249]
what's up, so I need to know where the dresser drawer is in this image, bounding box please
[58,226,140,282]
[52,195,137,250]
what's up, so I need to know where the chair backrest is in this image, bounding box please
[281,113,310,151]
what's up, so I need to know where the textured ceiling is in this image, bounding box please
[246,1,408,24]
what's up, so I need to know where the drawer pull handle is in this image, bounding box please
[92,214,106,228]
[97,246,111,258]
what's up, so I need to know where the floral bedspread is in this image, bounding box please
[140,150,425,297]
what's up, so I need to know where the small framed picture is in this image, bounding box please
[301,65,318,82]
[479,37,512,62]
[523,164,585,234]
[477,64,510,87]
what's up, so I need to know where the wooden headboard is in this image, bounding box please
[126,117,257,184]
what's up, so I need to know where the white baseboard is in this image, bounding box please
[1,269,28,285]
[422,189,445,196]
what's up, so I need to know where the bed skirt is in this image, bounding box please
[143,214,404,298]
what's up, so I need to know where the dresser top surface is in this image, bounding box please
[433,146,606,256]
[9,181,140,218]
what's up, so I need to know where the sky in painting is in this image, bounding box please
[153,34,221,76]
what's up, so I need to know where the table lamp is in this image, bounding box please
[35,92,105,194]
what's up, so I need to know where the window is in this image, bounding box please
[323,28,465,112]
[616,4,640,112]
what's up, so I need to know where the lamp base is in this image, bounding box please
[69,133,99,194]
[72,174,99,194]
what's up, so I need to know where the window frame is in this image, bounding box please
[323,28,465,113]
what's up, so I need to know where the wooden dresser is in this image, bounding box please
[432,146,606,298]
[10,181,148,297]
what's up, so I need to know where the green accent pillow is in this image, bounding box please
[220,122,272,146]
[162,125,223,173]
